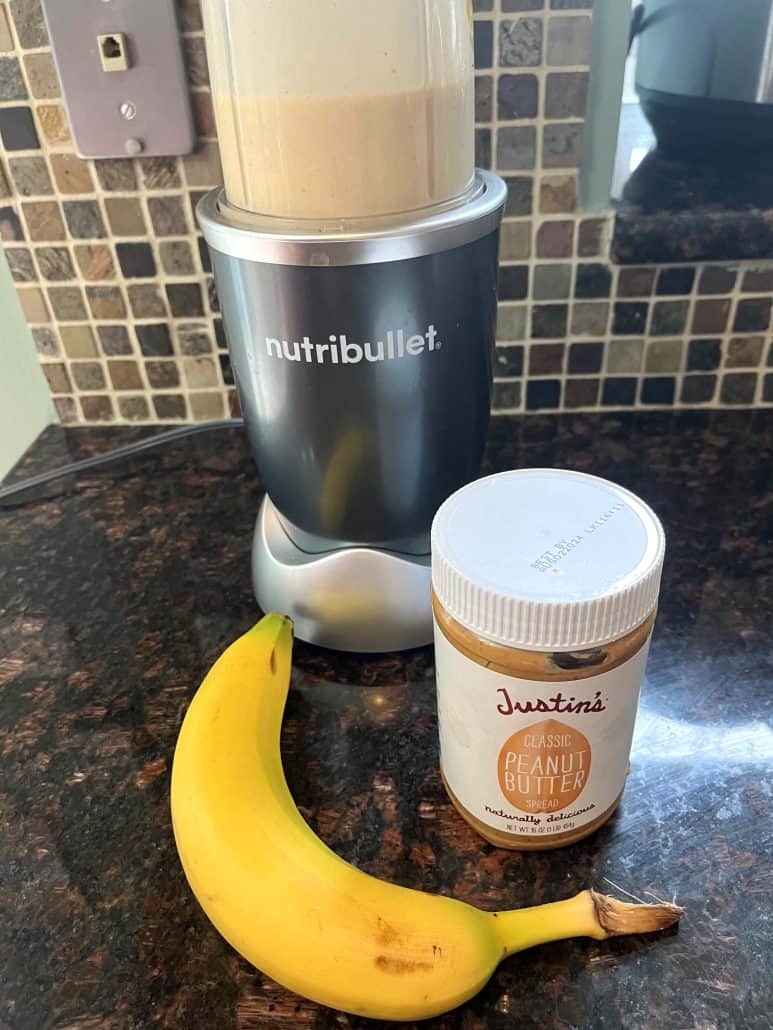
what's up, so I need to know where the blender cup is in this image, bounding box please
[202,0,476,219]
[198,0,507,651]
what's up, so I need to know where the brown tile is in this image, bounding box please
[80,395,114,422]
[35,245,75,281]
[47,285,86,320]
[0,6,13,52]
[139,157,180,190]
[5,246,35,281]
[118,395,150,421]
[21,200,65,240]
[499,221,532,260]
[17,285,49,322]
[23,52,59,98]
[645,339,683,373]
[70,360,106,390]
[577,218,606,257]
[152,394,186,420]
[147,194,188,236]
[0,163,11,198]
[9,155,52,196]
[190,391,225,420]
[183,142,222,188]
[691,298,731,335]
[536,220,573,258]
[160,239,195,275]
[528,343,565,375]
[86,285,126,319]
[42,361,71,393]
[10,0,49,49]
[108,359,143,391]
[183,355,218,388]
[105,197,146,236]
[128,283,167,318]
[36,104,70,145]
[571,301,609,336]
[74,243,115,281]
[191,91,216,137]
[182,36,209,87]
[539,175,576,213]
[96,159,138,192]
[145,359,180,388]
[564,377,599,409]
[726,336,764,368]
[60,325,96,357]
[97,324,132,356]
[617,267,655,297]
[49,153,94,194]
[53,396,78,423]
[32,326,59,356]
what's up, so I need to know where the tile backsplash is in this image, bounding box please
[0,0,771,424]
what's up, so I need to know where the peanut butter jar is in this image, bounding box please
[431,469,665,850]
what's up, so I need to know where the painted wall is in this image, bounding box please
[0,245,54,477]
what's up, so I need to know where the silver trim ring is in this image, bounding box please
[197,171,507,267]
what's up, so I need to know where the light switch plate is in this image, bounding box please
[41,0,195,159]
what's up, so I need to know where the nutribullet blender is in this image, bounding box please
[198,0,506,651]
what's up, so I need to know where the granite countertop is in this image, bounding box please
[612,149,773,264]
[1,412,771,1029]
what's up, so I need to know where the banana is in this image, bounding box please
[171,614,682,1021]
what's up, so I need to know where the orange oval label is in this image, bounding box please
[497,718,591,813]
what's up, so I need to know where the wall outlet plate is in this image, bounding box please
[41,0,195,159]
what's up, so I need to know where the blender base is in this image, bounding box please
[251,496,433,653]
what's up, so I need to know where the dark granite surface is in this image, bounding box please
[1,412,771,1029]
[612,149,773,264]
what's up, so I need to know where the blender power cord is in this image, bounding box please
[0,419,245,505]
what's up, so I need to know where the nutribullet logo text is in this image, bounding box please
[265,324,442,365]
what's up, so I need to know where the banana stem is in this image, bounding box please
[494,890,683,958]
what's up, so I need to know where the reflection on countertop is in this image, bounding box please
[612,103,773,264]
[0,412,771,1028]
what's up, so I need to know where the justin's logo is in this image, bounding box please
[265,324,442,365]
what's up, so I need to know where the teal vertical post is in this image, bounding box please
[579,0,632,212]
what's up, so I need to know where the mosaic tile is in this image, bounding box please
[9,0,48,49]
[526,379,561,409]
[36,245,75,281]
[726,336,764,368]
[720,372,756,406]
[86,285,126,319]
[63,200,106,239]
[107,359,143,391]
[74,244,115,281]
[498,74,539,120]
[0,106,40,150]
[49,154,94,194]
[189,391,225,420]
[117,395,150,421]
[539,174,576,213]
[105,197,146,237]
[60,325,97,358]
[533,263,571,299]
[499,18,542,67]
[0,57,28,101]
[23,53,59,99]
[47,284,87,321]
[546,15,592,65]
[545,73,588,119]
[491,381,522,410]
[97,325,132,357]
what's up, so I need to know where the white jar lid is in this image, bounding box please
[431,469,665,652]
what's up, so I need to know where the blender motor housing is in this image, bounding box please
[199,172,506,651]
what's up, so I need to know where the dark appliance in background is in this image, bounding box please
[632,0,773,158]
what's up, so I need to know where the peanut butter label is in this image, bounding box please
[497,720,591,813]
[434,624,651,841]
